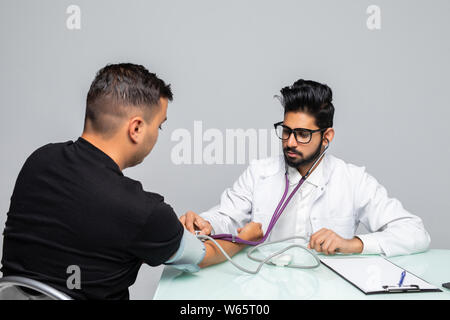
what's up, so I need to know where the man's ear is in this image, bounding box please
[128,116,144,144]
[323,128,335,147]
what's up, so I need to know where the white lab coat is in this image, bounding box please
[200,154,431,257]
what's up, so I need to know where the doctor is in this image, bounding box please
[181,79,431,257]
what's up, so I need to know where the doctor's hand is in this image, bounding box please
[308,228,364,255]
[179,211,213,235]
[237,222,263,242]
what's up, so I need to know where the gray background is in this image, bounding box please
[1,0,449,299]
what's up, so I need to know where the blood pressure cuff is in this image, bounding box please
[164,228,206,272]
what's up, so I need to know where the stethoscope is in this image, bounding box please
[210,142,329,245]
[196,141,330,273]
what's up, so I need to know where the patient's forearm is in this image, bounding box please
[198,239,246,268]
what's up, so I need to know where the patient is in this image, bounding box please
[1,63,262,300]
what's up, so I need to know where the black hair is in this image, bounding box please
[84,63,173,136]
[278,79,334,129]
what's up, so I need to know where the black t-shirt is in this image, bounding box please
[1,137,184,299]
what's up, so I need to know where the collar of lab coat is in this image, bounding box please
[286,157,323,187]
[253,153,334,188]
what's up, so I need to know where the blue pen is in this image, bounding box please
[398,270,406,287]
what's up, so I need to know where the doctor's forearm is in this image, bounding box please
[198,240,246,268]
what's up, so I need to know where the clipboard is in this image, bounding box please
[320,256,443,295]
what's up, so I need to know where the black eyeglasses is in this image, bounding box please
[274,121,327,144]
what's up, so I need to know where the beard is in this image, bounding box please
[283,141,323,169]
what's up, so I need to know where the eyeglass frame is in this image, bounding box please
[273,121,328,144]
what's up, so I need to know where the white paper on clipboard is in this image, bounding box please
[319,256,441,294]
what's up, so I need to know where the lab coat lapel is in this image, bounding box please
[308,153,334,203]
[307,154,336,235]
[252,168,286,234]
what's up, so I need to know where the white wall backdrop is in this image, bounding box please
[1,0,449,299]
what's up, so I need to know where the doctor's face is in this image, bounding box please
[281,111,326,169]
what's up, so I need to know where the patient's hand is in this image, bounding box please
[237,222,263,242]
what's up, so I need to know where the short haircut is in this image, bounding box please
[277,79,334,129]
[84,63,173,137]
